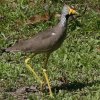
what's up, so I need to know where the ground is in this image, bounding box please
[0,0,100,100]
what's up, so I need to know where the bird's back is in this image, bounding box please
[6,24,67,53]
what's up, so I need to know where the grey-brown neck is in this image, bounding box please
[59,14,69,27]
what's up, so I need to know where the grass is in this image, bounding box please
[0,0,100,100]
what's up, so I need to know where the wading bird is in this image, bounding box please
[5,5,78,97]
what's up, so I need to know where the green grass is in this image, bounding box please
[0,0,100,100]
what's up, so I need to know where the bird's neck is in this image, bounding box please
[59,14,69,27]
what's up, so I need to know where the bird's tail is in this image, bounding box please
[0,48,6,55]
[0,47,12,54]
[0,46,20,56]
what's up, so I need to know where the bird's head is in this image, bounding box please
[62,5,78,16]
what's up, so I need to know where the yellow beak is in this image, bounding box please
[69,8,79,15]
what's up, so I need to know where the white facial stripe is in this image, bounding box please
[52,33,56,35]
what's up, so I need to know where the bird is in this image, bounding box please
[5,5,78,97]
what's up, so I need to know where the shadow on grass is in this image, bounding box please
[4,80,100,95]
[50,80,100,93]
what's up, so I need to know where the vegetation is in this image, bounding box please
[0,0,100,99]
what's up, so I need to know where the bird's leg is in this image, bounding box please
[25,54,43,85]
[42,53,53,97]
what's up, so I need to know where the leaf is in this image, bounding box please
[26,12,60,25]
[26,13,49,25]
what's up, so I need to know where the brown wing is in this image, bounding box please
[6,23,65,53]
[6,27,57,53]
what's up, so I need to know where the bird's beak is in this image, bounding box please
[69,8,79,15]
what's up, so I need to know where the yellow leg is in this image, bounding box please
[42,68,53,97]
[42,53,53,97]
[25,57,43,85]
